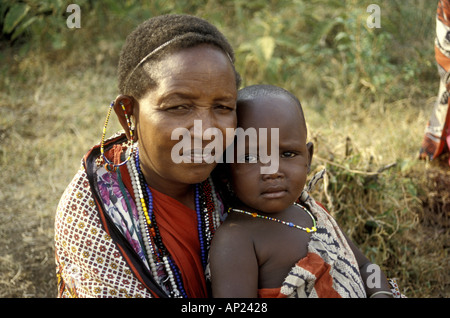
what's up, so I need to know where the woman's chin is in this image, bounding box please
[178,162,217,184]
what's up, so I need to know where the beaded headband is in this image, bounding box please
[122,32,234,91]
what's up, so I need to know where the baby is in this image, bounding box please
[210,84,394,298]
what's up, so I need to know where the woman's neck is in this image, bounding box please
[140,164,196,210]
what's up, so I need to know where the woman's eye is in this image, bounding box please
[244,154,258,163]
[167,105,190,112]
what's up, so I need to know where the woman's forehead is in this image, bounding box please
[146,44,233,77]
[141,44,237,101]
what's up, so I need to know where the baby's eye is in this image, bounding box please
[215,104,232,110]
[281,151,297,158]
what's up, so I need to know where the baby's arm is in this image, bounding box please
[345,235,393,298]
[209,220,259,298]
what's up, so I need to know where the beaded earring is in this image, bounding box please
[100,100,135,172]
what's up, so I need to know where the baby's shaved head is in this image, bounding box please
[237,84,307,134]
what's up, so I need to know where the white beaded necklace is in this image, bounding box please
[126,148,223,297]
[127,154,184,297]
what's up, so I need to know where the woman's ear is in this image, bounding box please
[306,141,314,173]
[113,95,138,141]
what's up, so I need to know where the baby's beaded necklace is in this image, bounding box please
[230,203,317,233]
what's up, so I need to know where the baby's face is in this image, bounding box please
[230,94,312,213]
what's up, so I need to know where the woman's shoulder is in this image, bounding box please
[56,131,131,223]
[56,167,97,220]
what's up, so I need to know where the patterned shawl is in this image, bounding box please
[55,135,164,297]
[55,134,226,298]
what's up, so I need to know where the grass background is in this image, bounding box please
[0,0,448,297]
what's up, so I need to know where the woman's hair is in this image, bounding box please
[118,14,241,99]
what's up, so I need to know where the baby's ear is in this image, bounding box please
[306,142,314,173]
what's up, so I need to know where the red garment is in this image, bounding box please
[151,187,207,298]
[257,253,341,298]
[258,288,285,298]
[119,163,207,298]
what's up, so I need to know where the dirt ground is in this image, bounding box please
[0,199,56,297]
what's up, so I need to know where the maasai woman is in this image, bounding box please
[54,14,241,298]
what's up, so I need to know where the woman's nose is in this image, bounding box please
[190,109,217,138]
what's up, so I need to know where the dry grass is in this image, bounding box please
[304,93,449,297]
[0,53,121,297]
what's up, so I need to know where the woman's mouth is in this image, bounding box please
[181,148,215,163]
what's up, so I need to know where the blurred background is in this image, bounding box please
[0,0,448,297]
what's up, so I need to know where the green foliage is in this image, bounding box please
[1,0,72,47]
[1,2,31,40]
[1,0,435,99]
[229,0,433,104]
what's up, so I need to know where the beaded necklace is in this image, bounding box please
[230,203,317,233]
[126,147,221,297]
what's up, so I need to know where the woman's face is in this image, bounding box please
[134,44,237,191]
